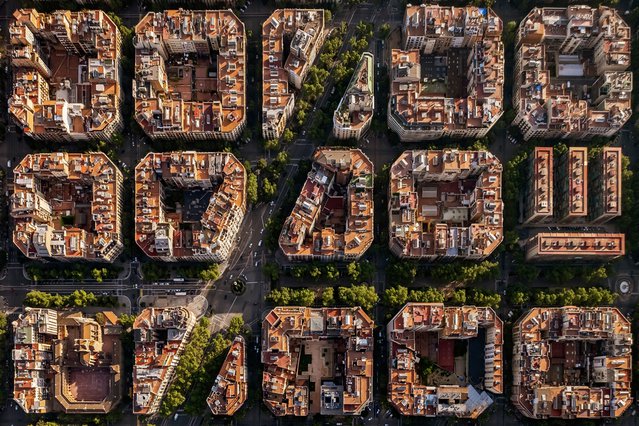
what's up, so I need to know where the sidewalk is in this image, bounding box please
[138,294,209,319]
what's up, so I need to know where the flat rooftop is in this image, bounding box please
[387,303,503,418]
[391,6,504,135]
[134,151,246,261]
[13,309,123,414]
[515,6,632,138]
[279,148,374,261]
[512,307,632,419]
[389,149,503,260]
[333,52,374,131]
[133,10,246,139]
[262,9,324,137]
[9,9,121,140]
[133,307,196,415]
[11,152,124,262]
[526,232,625,259]
[207,336,248,416]
[261,307,374,416]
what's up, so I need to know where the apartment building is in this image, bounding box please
[262,9,325,140]
[133,307,197,415]
[389,149,503,261]
[11,152,124,262]
[524,146,623,225]
[512,307,632,419]
[9,9,122,142]
[13,308,123,414]
[589,147,621,224]
[524,147,554,224]
[388,5,504,141]
[525,232,624,261]
[279,148,373,262]
[134,151,246,262]
[555,147,588,223]
[261,307,373,416]
[133,10,246,141]
[333,52,374,140]
[207,336,248,416]
[513,6,632,140]
[387,303,503,419]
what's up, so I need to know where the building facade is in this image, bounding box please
[133,10,246,141]
[13,308,123,414]
[262,307,374,416]
[207,335,248,415]
[133,307,196,415]
[9,9,123,142]
[524,147,554,224]
[134,151,246,262]
[387,303,503,418]
[333,52,374,140]
[279,148,373,262]
[389,149,503,261]
[513,6,632,140]
[11,152,124,262]
[512,307,632,419]
[262,9,326,140]
[388,5,504,141]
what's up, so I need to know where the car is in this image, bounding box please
[260,228,264,234]
[258,240,263,247]
[249,243,253,249]
[255,261,259,267]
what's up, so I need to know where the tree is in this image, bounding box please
[275,151,289,165]
[266,288,291,305]
[338,285,378,311]
[383,286,408,309]
[347,261,375,284]
[261,177,277,200]
[387,261,417,286]
[308,265,322,280]
[324,9,332,22]
[257,158,268,170]
[263,139,280,151]
[507,286,530,307]
[118,314,136,330]
[263,262,280,282]
[266,288,316,306]
[582,265,609,284]
[199,264,220,281]
[246,173,258,205]
[24,290,52,308]
[282,128,295,144]
[449,289,467,305]
[321,288,335,306]
[378,23,391,39]
[291,266,307,279]
[228,316,245,336]
[466,288,501,309]
[324,264,340,282]
[160,318,211,416]
[290,288,316,306]
[407,287,445,303]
